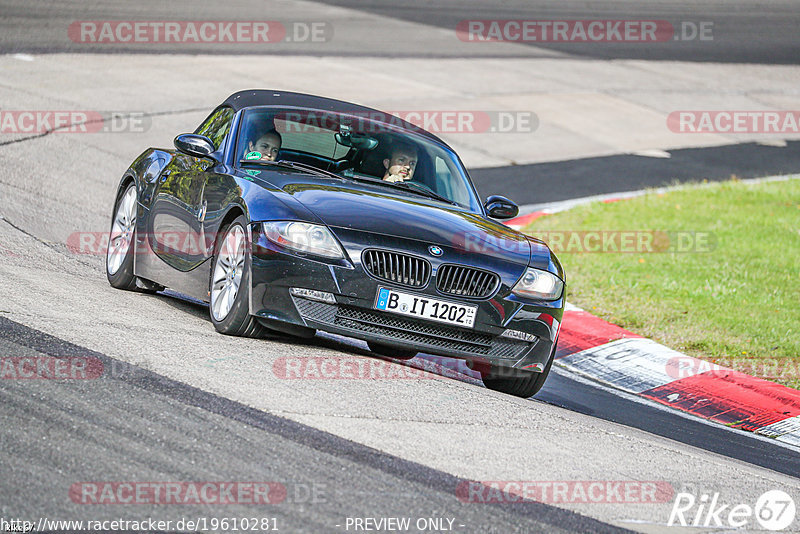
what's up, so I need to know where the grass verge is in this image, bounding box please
[524,177,800,389]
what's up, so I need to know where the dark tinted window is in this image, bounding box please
[236,107,480,210]
[195,107,234,150]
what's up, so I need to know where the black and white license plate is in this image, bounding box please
[374,287,477,328]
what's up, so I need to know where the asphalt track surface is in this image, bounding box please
[315,0,800,64]
[0,318,623,534]
[3,0,800,63]
[2,2,800,533]
[470,140,800,206]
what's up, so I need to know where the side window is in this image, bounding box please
[435,155,470,208]
[195,107,234,151]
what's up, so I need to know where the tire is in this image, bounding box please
[209,216,266,338]
[106,183,139,290]
[481,340,557,398]
[367,341,417,360]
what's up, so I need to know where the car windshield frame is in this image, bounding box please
[232,105,484,213]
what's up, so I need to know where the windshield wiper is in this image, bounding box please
[277,160,346,181]
[344,174,457,205]
[239,159,343,181]
[390,181,457,205]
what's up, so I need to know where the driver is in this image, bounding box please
[382,142,418,182]
[247,129,282,162]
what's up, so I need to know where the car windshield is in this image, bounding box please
[235,106,480,210]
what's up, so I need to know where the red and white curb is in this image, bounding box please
[503,176,800,446]
[505,211,549,231]
[554,303,800,446]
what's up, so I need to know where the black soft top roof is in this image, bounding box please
[222,89,444,144]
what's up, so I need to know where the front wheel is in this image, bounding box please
[106,184,138,290]
[209,216,266,338]
[481,344,556,398]
[481,368,549,398]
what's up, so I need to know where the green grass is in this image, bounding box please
[524,178,800,389]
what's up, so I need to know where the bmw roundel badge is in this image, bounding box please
[428,245,443,256]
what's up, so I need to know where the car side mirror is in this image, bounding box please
[174,134,216,159]
[484,195,519,219]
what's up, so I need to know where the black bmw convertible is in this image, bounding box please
[106,90,565,397]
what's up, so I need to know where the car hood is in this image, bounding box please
[270,175,535,268]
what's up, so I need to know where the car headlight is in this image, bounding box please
[511,267,564,300]
[262,221,344,259]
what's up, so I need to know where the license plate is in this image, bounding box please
[374,288,477,328]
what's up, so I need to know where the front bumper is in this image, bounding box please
[249,224,564,373]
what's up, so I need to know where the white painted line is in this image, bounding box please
[551,364,800,454]
[516,173,800,217]
[629,149,671,158]
[556,338,706,394]
[778,434,800,447]
[756,415,800,447]
[11,53,34,61]
[756,139,788,147]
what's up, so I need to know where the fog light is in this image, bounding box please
[500,329,537,343]
[522,362,545,372]
[290,288,336,304]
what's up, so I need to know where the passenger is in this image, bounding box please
[382,142,418,182]
[248,129,282,162]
